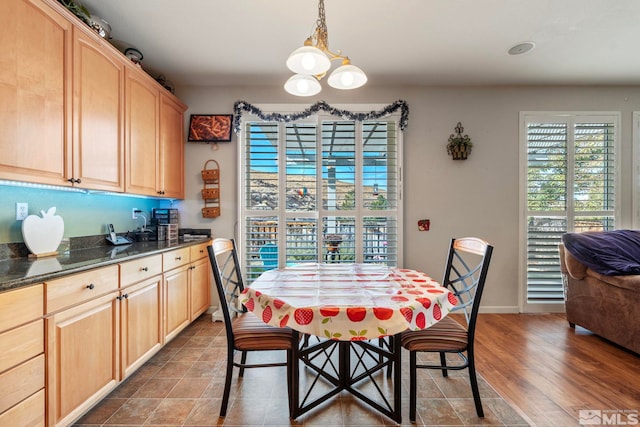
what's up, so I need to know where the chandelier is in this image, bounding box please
[284,0,367,96]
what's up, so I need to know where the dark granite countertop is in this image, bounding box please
[0,238,211,293]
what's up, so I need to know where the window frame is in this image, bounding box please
[518,111,621,313]
[237,104,404,280]
[633,111,640,229]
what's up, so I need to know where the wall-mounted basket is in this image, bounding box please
[201,159,220,218]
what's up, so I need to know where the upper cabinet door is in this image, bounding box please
[0,0,72,185]
[159,94,187,199]
[72,28,125,192]
[125,67,160,196]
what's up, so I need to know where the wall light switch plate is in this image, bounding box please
[16,202,28,221]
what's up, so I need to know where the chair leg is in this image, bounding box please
[239,351,248,377]
[467,348,484,418]
[220,347,235,416]
[439,352,448,377]
[287,348,294,418]
[384,337,393,379]
[409,351,417,423]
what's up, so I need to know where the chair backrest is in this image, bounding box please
[207,238,246,337]
[259,243,278,269]
[442,237,493,337]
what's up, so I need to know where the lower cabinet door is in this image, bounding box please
[120,276,163,379]
[46,292,119,427]
[189,257,210,320]
[164,265,189,342]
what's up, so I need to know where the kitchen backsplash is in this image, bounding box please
[0,184,172,244]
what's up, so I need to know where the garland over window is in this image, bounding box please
[232,99,409,134]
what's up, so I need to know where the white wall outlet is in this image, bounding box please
[132,208,138,219]
[16,202,28,221]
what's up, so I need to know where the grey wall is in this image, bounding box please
[174,84,640,312]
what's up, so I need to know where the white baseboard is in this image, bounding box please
[478,306,521,314]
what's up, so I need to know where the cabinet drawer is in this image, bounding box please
[0,285,43,332]
[120,255,162,286]
[0,354,44,414]
[0,388,44,427]
[45,265,119,313]
[0,320,43,374]
[190,242,210,261]
[163,247,190,271]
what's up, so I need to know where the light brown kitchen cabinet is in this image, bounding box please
[159,94,187,198]
[3,241,209,426]
[163,247,191,342]
[189,243,211,320]
[71,27,125,191]
[125,67,187,198]
[0,284,45,426]
[163,243,210,341]
[0,0,71,186]
[119,255,163,379]
[45,266,120,427]
[0,0,186,197]
[124,66,160,196]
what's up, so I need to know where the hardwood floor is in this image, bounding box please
[473,313,640,427]
[73,313,639,426]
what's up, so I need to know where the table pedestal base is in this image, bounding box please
[291,331,402,423]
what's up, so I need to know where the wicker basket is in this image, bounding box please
[201,188,219,200]
[201,159,220,182]
[202,207,220,218]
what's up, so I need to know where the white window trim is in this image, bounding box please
[237,104,404,270]
[518,111,621,313]
[633,112,640,229]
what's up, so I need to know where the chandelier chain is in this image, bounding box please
[315,0,329,52]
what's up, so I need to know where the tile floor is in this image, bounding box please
[73,314,530,426]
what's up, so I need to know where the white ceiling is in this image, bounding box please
[79,0,640,88]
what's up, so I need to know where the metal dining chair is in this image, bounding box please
[401,237,493,423]
[207,238,294,417]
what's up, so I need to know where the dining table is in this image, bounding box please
[240,262,458,423]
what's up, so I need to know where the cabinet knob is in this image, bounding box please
[157,190,165,195]
[68,178,82,184]
[123,293,129,299]
[200,249,204,253]
[140,267,148,272]
[75,178,82,183]
[86,283,95,290]
[176,256,182,260]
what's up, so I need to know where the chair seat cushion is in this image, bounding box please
[401,316,468,352]
[232,313,293,351]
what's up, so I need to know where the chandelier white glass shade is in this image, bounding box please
[285,0,367,96]
[286,45,331,76]
[284,74,322,96]
[327,61,367,89]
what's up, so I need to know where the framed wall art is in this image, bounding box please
[188,114,233,143]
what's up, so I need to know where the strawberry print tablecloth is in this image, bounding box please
[241,263,458,341]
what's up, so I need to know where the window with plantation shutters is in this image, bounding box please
[521,113,619,310]
[239,110,403,283]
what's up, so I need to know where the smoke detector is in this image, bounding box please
[508,42,536,55]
